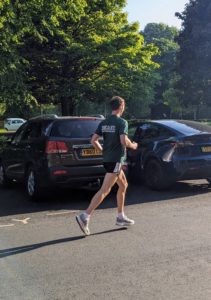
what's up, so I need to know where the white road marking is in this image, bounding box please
[0,224,14,228]
[46,210,78,216]
[12,217,30,224]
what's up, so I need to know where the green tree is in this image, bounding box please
[0,0,158,117]
[176,0,211,108]
[0,0,38,117]
[163,73,181,117]
[142,23,179,104]
[143,23,178,43]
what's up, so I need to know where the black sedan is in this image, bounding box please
[128,120,211,189]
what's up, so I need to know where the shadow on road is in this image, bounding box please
[0,180,211,218]
[0,235,85,258]
[0,228,126,258]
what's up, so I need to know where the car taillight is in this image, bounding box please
[53,170,67,175]
[45,141,68,154]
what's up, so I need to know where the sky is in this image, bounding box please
[125,0,189,30]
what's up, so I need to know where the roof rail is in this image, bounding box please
[88,114,105,119]
[29,114,58,120]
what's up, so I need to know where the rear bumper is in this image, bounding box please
[38,164,105,188]
[170,156,211,180]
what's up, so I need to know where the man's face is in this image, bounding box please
[120,102,125,116]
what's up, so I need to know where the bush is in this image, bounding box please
[0,133,13,152]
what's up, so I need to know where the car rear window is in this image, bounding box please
[50,119,101,138]
[173,121,211,135]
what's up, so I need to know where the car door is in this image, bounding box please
[138,123,161,159]
[135,123,176,162]
[16,119,23,130]
[128,123,161,164]
[10,120,17,131]
[6,122,44,180]
[20,121,44,170]
[4,123,27,179]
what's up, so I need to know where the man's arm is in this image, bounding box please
[120,134,138,150]
[91,134,103,151]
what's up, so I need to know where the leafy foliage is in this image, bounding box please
[142,23,179,104]
[176,0,211,107]
[0,0,158,117]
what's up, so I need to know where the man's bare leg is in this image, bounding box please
[116,170,128,213]
[76,173,118,235]
[86,173,118,215]
[116,170,134,226]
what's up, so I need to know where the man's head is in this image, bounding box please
[110,96,125,116]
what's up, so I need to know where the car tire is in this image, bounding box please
[144,159,171,190]
[128,165,141,184]
[26,166,44,200]
[128,156,143,185]
[0,162,12,188]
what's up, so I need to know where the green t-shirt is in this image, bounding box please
[95,115,128,163]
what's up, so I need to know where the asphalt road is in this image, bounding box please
[0,180,211,300]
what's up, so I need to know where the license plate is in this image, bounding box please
[81,148,102,157]
[201,146,211,153]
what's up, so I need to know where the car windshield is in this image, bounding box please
[50,119,102,138]
[167,120,211,135]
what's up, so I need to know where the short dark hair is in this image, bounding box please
[109,96,125,110]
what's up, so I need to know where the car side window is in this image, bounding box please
[11,123,27,144]
[143,124,160,139]
[42,120,54,136]
[133,124,146,142]
[135,124,175,141]
[22,123,42,141]
[157,126,175,139]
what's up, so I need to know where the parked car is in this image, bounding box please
[128,120,211,190]
[4,118,26,131]
[0,115,105,199]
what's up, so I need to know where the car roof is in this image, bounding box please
[29,115,103,122]
[5,118,25,120]
[151,119,205,127]
[150,119,211,135]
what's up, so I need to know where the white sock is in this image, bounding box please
[83,212,90,220]
[118,212,125,219]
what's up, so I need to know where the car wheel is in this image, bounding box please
[0,162,12,188]
[128,164,142,184]
[144,159,171,190]
[26,167,44,200]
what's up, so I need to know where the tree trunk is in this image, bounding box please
[61,97,75,116]
[68,100,75,116]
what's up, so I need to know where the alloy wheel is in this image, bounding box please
[27,170,35,196]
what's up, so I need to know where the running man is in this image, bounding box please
[76,96,138,235]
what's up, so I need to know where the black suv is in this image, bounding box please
[0,115,105,199]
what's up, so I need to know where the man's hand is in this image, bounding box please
[91,134,103,152]
[131,141,138,150]
[120,134,138,150]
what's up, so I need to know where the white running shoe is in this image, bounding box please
[116,215,135,226]
[76,213,90,236]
